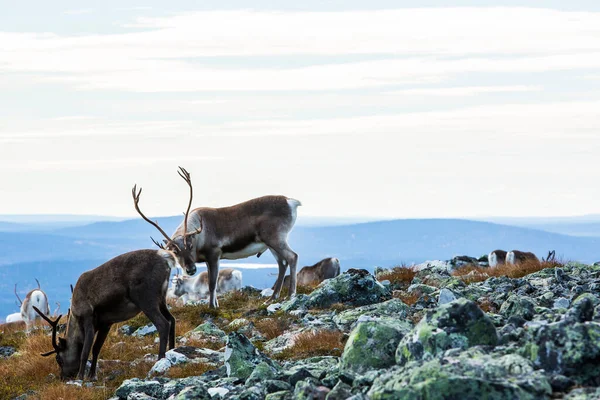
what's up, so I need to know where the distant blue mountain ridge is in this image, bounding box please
[1,216,600,320]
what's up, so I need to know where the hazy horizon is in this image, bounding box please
[2,1,599,218]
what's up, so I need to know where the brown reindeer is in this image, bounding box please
[34,249,178,380]
[147,167,301,308]
[32,181,200,380]
[279,257,341,288]
[506,250,539,265]
[488,250,507,267]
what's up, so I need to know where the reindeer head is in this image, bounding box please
[132,166,202,276]
[33,306,79,379]
[171,274,190,297]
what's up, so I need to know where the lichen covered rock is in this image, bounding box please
[224,332,279,380]
[333,299,410,332]
[341,321,408,373]
[368,353,551,400]
[396,298,497,365]
[520,320,600,385]
[282,269,390,310]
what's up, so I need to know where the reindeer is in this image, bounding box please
[15,279,50,332]
[488,250,507,267]
[144,167,301,308]
[543,250,556,263]
[32,183,200,380]
[5,312,23,323]
[172,268,242,302]
[506,250,539,265]
[279,257,341,288]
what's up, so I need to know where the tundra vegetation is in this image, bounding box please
[3,255,600,399]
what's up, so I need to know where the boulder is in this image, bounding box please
[333,299,410,332]
[520,320,600,385]
[132,324,158,337]
[396,298,497,365]
[341,321,408,373]
[281,270,390,311]
[499,295,536,321]
[368,353,551,400]
[224,332,279,380]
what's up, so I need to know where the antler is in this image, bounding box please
[151,236,166,250]
[35,278,41,289]
[132,184,180,251]
[33,306,62,356]
[14,284,22,306]
[177,166,203,246]
[70,284,74,295]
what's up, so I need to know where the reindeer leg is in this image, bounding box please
[78,319,95,380]
[140,305,170,359]
[88,324,110,380]
[160,302,176,350]
[267,249,288,302]
[206,252,221,309]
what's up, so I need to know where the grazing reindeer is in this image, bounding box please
[147,167,301,308]
[33,247,180,380]
[488,250,507,267]
[172,268,242,302]
[506,250,539,265]
[279,257,341,288]
[15,280,50,332]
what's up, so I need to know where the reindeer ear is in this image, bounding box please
[58,337,67,349]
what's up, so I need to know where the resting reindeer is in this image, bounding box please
[5,312,23,323]
[506,250,539,265]
[15,279,50,332]
[172,268,242,302]
[279,257,341,288]
[488,250,507,267]
[145,167,301,308]
[33,184,200,380]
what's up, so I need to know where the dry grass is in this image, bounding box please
[377,265,417,285]
[30,383,109,400]
[392,291,420,306]
[165,362,213,379]
[273,330,346,361]
[254,316,294,341]
[0,290,275,399]
[452,259,563,284]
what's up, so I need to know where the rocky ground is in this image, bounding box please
[4,259,600,399]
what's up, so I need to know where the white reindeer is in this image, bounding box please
[172,268,242,303]
[5,312,23,323]
[15,279,50,332]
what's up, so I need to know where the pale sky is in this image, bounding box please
[1,1,599,218]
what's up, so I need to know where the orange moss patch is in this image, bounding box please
[254,317,293,341]
[377,265,417,285]
[165,362,213,379]
[452,259,563,284]
[30,382,108,400]
[392,291,419,306]
[273,330,346,361]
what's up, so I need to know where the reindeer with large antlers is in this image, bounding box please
[145,166,301,308]
[32,182,201,379]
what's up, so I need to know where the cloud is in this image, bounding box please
[62,9,94,15]
[0,8,600,92]
[385,85,541,96]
